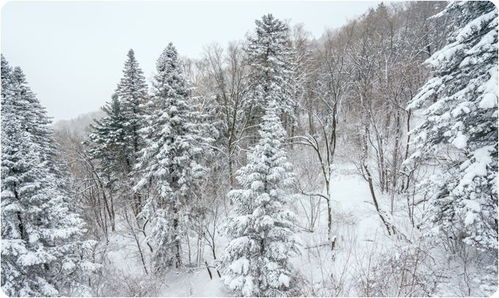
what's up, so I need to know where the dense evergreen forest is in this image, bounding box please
[2,1,497,296]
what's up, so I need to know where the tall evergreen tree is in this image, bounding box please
[2,110,60,296]
[6,66,60,176]
[88,95,128,188]
[222,100,300,297]
[407,1,498,250]
[89,49,148,175]
[134,43,205,272]
[246,14,296,133]
[1,55,12,100]
[114,49,148,164]
[1,58,97,296]
[88,49,148,215]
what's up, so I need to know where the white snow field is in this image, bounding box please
[95,160,416,296]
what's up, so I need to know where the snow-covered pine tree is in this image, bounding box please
[2,110,61,296]
[6,65,62,179]
[6,64,78,235]
[407,1,498,250]
[222,100,300,297]
[246,14,296,135]
[1,58,98,296]
[88,95,128,190]
[114,49,148,164]
[88,50,148,213]
[1,55,12,100]
[134,43,205,273]
[87,98,129,233]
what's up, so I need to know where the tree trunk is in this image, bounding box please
[308,108,315,135]
[173,206,182,268]
[390,111,401,214]
[364,164,394,236]
[326,198,333,248]
[228,153,235,189]
[325,180,334,250]
[402,110,412,192]
[124,208,148,275]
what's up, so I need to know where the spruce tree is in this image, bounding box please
[88,95,128,189]
[1,58,97,296]
[7,66,59,173]
[1,55,12,100]
[89,49,148,177]
[134,43,205,273]
[1,118,61,296]
[222,100,300,297]
[246,14,296,133]
[407,1,498,250]
[114,49,148,164]
[88,49,148,214]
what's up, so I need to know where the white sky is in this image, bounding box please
[2,1,379,121]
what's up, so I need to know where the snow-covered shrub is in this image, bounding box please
[354,241,439,296]
[94,266,161,296]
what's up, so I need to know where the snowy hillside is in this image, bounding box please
[53,110,104,136]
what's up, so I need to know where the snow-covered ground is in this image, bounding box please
[92,160,496,297]
[94,160,398,296]
[159,270,228,296]
[292,162,396,296]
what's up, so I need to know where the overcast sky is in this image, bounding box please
[2,1,379,121]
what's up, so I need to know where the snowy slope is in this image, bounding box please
[292,162,395,296]
[90,159,495,296]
